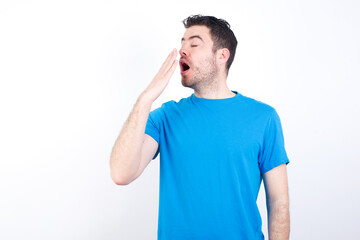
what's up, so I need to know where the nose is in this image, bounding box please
[179,47,188,57]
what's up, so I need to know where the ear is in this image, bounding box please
[216,48,230,66]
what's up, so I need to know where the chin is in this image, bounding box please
[181,77,194,88]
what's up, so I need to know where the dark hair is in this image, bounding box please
[182,15,238,74]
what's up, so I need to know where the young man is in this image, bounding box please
[110,15,290,240]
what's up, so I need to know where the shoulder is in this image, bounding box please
[149,95,191,118]
[238,95,285,135]
[159,95,192,110]
[238,94,277,117]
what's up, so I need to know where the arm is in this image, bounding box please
[263,163,290,240]
[110,49,178,185]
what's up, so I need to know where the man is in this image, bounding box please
[110,15,290,240]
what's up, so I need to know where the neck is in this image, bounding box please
[193,77,235,99]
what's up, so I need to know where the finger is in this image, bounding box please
[158,49,177,73]
[160,49,177,72]
[164,59,178,79]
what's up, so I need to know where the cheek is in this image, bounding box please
[201,55,216,68]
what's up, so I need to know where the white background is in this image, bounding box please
[1,0,359,239]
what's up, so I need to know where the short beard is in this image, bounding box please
[181,56,218,91]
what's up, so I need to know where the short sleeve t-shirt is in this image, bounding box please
[145,90,289,240]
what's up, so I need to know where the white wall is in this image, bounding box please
[1,0,359,239]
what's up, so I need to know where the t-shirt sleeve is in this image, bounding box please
[258,108,290,173]
[145,107,162,160]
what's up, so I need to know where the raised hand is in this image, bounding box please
[141,49,178,102]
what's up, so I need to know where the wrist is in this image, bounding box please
[138,92,155,108]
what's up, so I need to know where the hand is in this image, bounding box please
[141,49,178,102]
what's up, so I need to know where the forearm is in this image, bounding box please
[110,93,153,184]
[110,49,178,185]
[267,200,290,240]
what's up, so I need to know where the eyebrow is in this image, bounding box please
[181,35,204,43]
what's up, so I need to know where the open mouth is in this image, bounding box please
[181,62,190,71]
[180,60,190,74]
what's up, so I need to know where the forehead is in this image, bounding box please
[181,25,212,43]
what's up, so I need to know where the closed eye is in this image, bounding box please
[191,45,198,47]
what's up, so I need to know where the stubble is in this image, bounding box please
[181,55,218,91]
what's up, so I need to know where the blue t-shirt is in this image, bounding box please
[145,90,289,240]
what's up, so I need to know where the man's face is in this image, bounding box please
[179,25,219,89]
